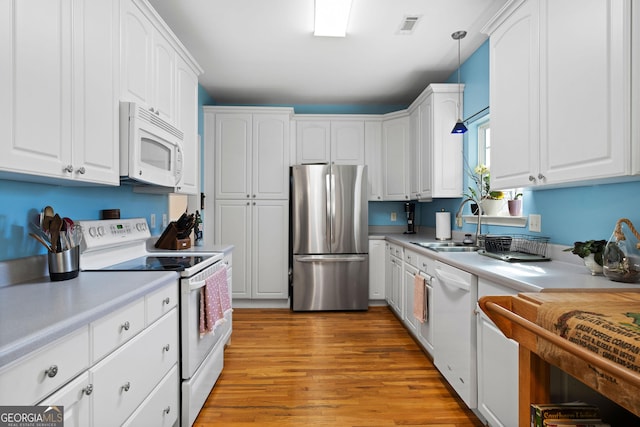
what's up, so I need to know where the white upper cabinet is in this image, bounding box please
[175,55,199,195]
[295,117,365,165]
[408,84,463,200]
[365,120,383,201]
[484,0,632,189]
[209,107,292,200]
[382,115,411,201]
[121,0,176,124]
[0,0,119,185]
[295,120,331,164]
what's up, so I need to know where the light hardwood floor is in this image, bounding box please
[194,306,485,426]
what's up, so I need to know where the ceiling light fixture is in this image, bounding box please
[451,30,468,134]
[314,0,353,37]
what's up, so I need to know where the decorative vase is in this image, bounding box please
[481,199,507,216]
[603,218,640,283]
[508,199,522,216]
[582,254,603,276]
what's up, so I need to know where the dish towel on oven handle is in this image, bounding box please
[199,267,232,336]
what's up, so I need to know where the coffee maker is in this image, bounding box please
[404,202,416,234]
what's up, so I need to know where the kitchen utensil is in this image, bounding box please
[29,232,53,252]
[42,205,54,232]
[50,214,63,252]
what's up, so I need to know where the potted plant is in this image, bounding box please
[564,239,607,275]
[508,193,523,216]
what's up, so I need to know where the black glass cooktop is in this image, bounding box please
[100,255,212,272]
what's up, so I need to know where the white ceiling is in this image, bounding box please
[147,0,509,106]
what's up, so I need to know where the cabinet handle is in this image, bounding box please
[246,194,250,198]
[45,365,58,378]
[76,167,86,175]
[537,173,545,181]
[83,384,94,396]
[164,406,171,415]
[252,194,256,198]
[121,321,130,331]
[163,297,170,305]
[528,175,536,182]
[64,165,74,173]
[121,382,131,392]
[163,344,170,352]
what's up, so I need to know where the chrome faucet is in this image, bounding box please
[455,197,482,245]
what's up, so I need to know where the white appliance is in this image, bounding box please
[120,102,184,188]
[79,218,231,426]
[433,260,478,408]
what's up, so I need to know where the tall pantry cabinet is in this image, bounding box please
[204,107,293,300]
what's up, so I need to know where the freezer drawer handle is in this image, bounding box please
[296,255,367,263]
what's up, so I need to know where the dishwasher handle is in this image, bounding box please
[434,268,470,292]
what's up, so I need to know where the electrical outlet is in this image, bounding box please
[150,213,156,228]
[390,212,397,222]
[529,214,541,232]
[162,214,168,228]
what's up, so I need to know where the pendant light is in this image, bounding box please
[451,30,468,134]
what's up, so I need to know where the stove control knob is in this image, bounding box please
[136,222,146,232]
[88,227,98,238]
[97,226,105,236]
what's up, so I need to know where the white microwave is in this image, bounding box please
[119,102,184,188]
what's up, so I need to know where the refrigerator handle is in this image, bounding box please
[325,173,331,246]
[329,173,336,246]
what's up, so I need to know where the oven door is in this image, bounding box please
[180,261,230,380]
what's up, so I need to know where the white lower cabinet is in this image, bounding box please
[91,308,178,427]
[476,278,518,427]
[40,372,91,427]
[29,283,179,426]
[215,199,288,299]
[122,365,179,427]
[369,239,386,300]
[386,243,403,316]
[402,250,420,334]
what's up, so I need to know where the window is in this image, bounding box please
[478,120,491,168]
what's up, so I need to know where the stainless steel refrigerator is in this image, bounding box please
[290,164,368,311]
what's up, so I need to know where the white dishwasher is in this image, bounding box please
[433,261,478,409]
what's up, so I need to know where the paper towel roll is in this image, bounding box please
[436,211,451,240]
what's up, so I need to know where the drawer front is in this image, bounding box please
[91,308,178,427]
[404,250,419,267]
[388,243,402,258]
[146,283,178,325]
[39,372,91,427]
[0,327,89,405]
[122,365,179,427]
[91,299,145,363]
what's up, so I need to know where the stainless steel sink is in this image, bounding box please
[410,241,480,252]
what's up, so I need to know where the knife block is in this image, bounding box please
[154,222,192,250]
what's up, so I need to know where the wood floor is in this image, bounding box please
[194,306,485,426]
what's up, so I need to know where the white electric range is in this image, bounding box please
[78,218,232,426]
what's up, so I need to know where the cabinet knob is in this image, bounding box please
[45,365,58,378]
[537,173,545,181]
[252,194,256,198]
[163,344,170,352]
[121,382,131,392]
[164,406,171,415]
[83,384,94,396]
[64,165,74,173]
[76,166,86,175]
[163,297,170,305]
[246,194,250,198]
[528,175,536,182]
[121,321,130,331]
[377,196,381,200]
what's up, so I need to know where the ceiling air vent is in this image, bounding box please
[397,15,421,35]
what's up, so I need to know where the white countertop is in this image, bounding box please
[0,270,178,368]
[378,232,640,294]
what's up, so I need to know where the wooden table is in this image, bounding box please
[478,289,640,427]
